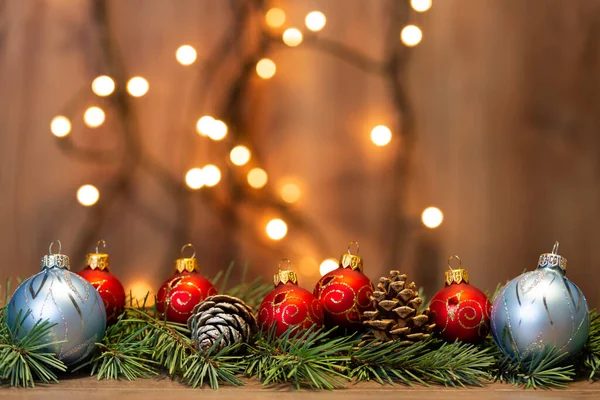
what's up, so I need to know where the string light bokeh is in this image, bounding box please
[48,1,437,283]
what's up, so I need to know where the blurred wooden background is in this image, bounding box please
[1,0,600,306]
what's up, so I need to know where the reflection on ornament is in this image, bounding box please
[7,241,106,367]
[491,242,590,360]
[258,259,324,336]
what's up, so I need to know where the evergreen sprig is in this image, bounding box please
[581,309,600,378]
[350,338,494,387]
[490,348,575,389]
[245,327,354,389]
[211,262,272,309]
[0,309,67,387]
[182,338,245,388]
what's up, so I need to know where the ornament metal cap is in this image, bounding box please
[273,259,298,286]
[41,240,70,270]
[444,255,469,285]
[538,241,567,273]
[86,239,110,271]
[339,241,363,272]
[174,243,199,273]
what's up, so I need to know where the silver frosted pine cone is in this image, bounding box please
[187,294,258,353]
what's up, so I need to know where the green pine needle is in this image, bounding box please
[0,310,67,387]
[491,347,575,389]
[246,327,354,390]
[581,309,600,379]
[350,337,494,387]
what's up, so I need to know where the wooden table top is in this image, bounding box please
[3,377,600,400]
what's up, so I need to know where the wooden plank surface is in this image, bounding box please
[2,377,600,400]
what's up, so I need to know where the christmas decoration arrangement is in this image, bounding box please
[1,240,600,390]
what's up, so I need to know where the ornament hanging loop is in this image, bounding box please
[96,239,107,254]
[552,241,560,255]
[181,243,196,259]
[279,258,292,270]
[49,240,62,255]
[348,241,359,255]
[447,255,462,270]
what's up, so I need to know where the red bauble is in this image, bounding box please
[258,268,324,336]
[314,247,374,329]
[156,247,217,324]
[429,257,491,343]
[76,244,125,325]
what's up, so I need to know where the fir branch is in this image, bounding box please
[182,338,245,389]
[245,327,354,390]
[73,316,159,380]
[580,309,600,379]
[350,337,494,387]
[0,311,67,387]
[491,348,575,389]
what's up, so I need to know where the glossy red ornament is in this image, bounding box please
[156,244,217,324]
[429,256,492,344]
[314,243,374,330]
[258,260,324,336]
[76,240,125,325]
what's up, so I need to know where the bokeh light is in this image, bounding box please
[283,28,303,47]
[247,168,268,189]
[50,116,71,137]
[196,115,214,136]
[202,165,221,187]
[83,106,105,128]
[207,120,228,141]
[77,184,100,207]
[266,218,288,240]
[126,76,149,97]
[129,281,154,305]
[370,125,392,146]
[280,183,301,203]
[319,258,338,276]
[401,25,423,47]
[421,206,444,228]
[256,58,276,79]
[91,75,115,97]
[305,11,326,32]
[176,45,197,65]
[265,8,286,28]
[185,168,204,189]
[411,0,432,12]
[230,145,251,166]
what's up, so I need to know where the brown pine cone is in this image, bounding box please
[362,270,435,346]
[187,294,258,353]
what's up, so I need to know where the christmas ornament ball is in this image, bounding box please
[491,242,590,360]
[429,256,491,344]
[258,260,324,336]
[314,243,374,329]
[7,241,107,367]
[156,244,217,324]
[76,240,125,325]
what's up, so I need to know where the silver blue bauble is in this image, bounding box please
[491,242,590,360]
[7,241,107,367]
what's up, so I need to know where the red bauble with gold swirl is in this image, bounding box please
[314,243,374,330]
[258,261,324,336]
[76,241,125,325]
[429,256,491,344]
[156,244,217,324]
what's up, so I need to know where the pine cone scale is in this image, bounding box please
[362,270,435,346]
[188,294,258,353]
